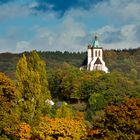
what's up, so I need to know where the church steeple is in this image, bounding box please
[92,35,100,48]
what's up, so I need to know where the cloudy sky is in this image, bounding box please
[0,0,140,53]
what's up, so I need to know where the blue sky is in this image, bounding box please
[0,0,140,52]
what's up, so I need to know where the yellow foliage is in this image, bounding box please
[34,116,87,139]
[0,72,18,100]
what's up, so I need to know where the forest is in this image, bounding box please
[0,48,140,79]
[0,49,140,140]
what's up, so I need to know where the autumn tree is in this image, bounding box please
[33,116,87,140]
[86,71,140,120]
[16,51,51,124]
[0,72,19,139]
[14,123,31,140]
[48,63,82,101]
[89,97,140,140]
[55,103,74,119]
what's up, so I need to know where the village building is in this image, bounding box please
[80,36,108,73]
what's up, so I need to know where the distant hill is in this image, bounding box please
[0,48,140,79]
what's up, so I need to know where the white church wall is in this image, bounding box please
[86,36,109,73]
[87,48,108,73]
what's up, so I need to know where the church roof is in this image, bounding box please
[94,57,102,64]
[81,56,87,66]
[92,36,100,48]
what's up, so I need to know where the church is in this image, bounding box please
[80,36,108,73]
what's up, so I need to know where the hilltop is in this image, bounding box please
[0,48,140,79]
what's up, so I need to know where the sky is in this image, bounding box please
[0,0,140,53]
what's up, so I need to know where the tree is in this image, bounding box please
[85,71,140,121]
[14,123,31,140]
[0,72,18,101]
[0,72,19,139]
[89,97,140,139]
[33,116,87,140]
[55,103,74,119]
[16,51,51,124]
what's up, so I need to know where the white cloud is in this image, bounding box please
[103,41,140,50]
[29,2,39,9]
[30,18,88,52]
[0,0,140,52]
[96,24,140,49]
[13,23,140,53]
[94,0,140,23]
[58,0,140,50]
[0,2,31,20]
[0,38,17,52]
[16,41,30,52]
[121,25,136,41]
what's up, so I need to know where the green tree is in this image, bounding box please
[86,71,140,121]
[16,51,51,124]
[56,103,74,119]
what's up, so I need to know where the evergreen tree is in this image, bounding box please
[16,51,51,124]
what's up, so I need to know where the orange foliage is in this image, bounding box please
[75,111,85,120]
[14,123,31,140]
[89,97,140,139]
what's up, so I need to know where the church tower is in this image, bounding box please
[87,36,108,73]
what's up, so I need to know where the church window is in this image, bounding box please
[95,50,97,56]
[98,51,100,56]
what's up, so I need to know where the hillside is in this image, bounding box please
[0,48,140,79]
[0,50,140,140]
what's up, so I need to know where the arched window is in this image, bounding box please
[95,50,97,57]
[98,51,100,56]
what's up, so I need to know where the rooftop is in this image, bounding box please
[92,36,100,48]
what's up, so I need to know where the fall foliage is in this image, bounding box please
[16,51,51,124]
[0,72,19,139]
[0,50,140,139]
[90,98,140,139]
[33,116,87,140]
